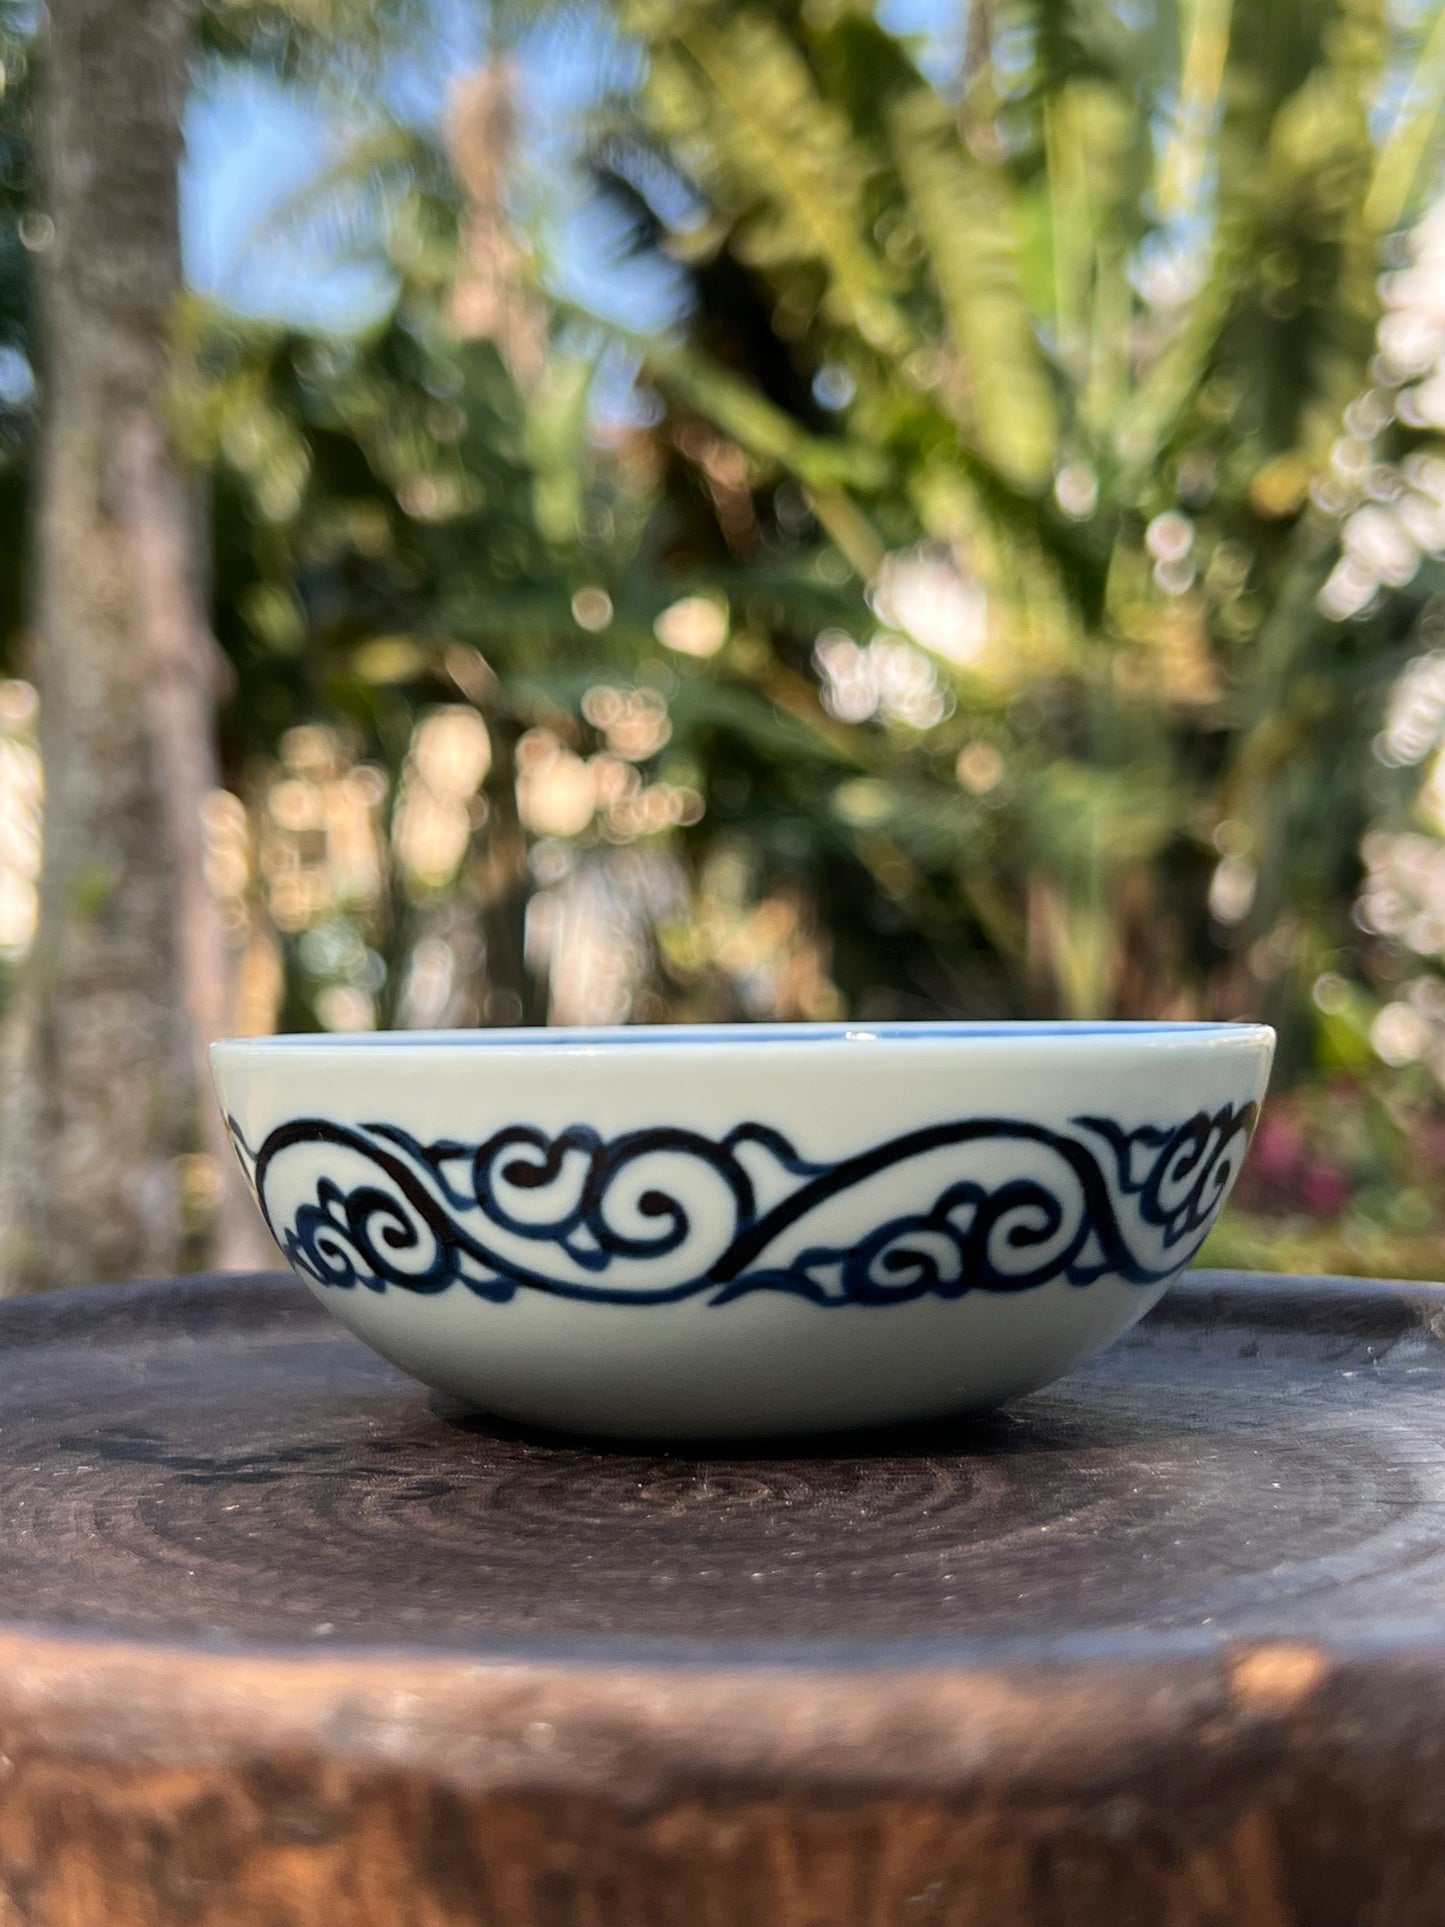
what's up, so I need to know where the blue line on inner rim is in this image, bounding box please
[219,1021,1265,1048]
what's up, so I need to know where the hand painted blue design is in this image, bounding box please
[227,1103,1257,1309]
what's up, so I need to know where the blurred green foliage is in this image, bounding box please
[597,0,1407,1037]
[9,0,1445,1268]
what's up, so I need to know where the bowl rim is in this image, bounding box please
[212,1020,1276,1057]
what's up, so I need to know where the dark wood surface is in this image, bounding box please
[1,1267,1443,1649]
[0,1269,1443,1924]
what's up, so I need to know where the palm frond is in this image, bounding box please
[888,84,1059,492]
[647,6,913,355]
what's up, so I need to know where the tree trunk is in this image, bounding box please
[0,0,252,1291]
[445,65,546,1027]
[117,417,273,1272]
[472,719,546,1026]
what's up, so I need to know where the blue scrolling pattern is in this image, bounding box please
[228,1101,1257,1309]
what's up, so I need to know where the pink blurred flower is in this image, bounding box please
[1250,1117,1304,1184]
[1300,1166,1351,1217]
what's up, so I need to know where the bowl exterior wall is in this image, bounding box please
[212,1029,1273,1436]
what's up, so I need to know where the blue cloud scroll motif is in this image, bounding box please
[228,1103,1256,1309]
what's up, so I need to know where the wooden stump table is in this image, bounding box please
[0,1268,1441,1924]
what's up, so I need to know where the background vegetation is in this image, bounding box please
[5,0,1445,1284]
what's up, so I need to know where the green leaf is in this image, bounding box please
[887,87,1059,493]
[662,7,913,355]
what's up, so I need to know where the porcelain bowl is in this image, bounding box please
[212,1022,1274,1438]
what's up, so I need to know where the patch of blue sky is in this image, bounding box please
[876,0,965,88]
[182,64,398,331]
[182,0,684,343]
[510,7,687,336]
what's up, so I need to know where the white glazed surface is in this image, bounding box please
[211,1023,1274,1437]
